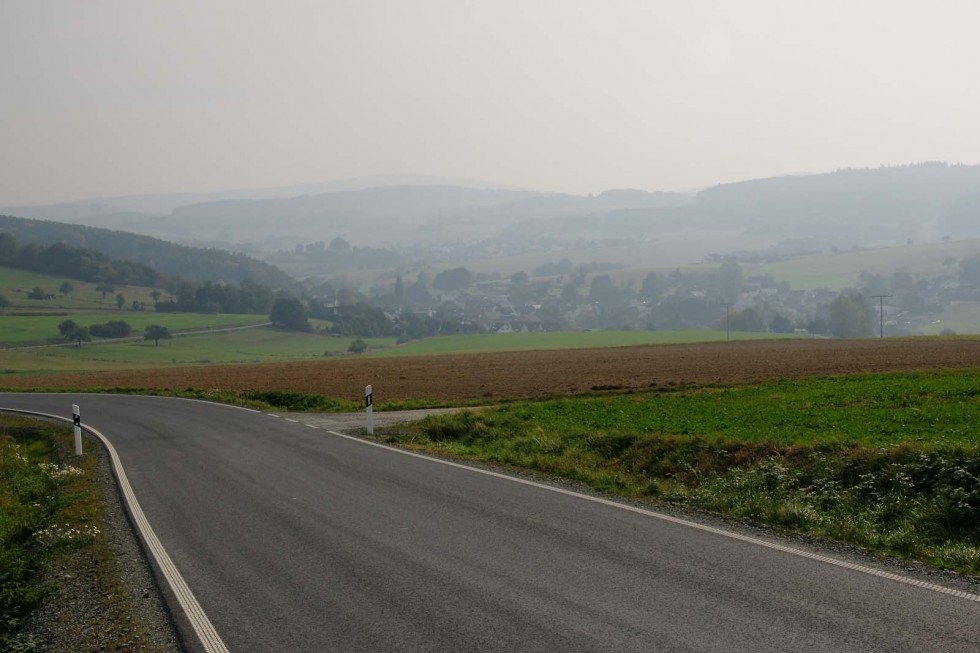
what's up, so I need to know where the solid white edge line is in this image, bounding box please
[0,391,263,414]
[1,408,231,653]
[323,429,980,604]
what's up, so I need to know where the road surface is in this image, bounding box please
[1,393,977,652]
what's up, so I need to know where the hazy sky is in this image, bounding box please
[2,0,979,205]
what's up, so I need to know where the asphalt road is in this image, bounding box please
[2,393,977,652]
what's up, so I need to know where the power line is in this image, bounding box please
[869,295,892,338]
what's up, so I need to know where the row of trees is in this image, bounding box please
[724,293,872,338]
[0,233,160,286]
[0,232,283,317]
[57,320,172,346]
[154,279,276,315]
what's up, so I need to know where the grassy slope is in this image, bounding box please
[382,370,980,574]
[752,239,980,290]
[0,266,163,310]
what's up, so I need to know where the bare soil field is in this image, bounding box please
[5,338,980,403]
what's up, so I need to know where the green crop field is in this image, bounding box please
[379,329,800,357]
[0,327,396,374]
[384,369,980,574]
[444,372,979,448]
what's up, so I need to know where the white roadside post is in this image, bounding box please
[72,404,82,455]
[365,384,374,435]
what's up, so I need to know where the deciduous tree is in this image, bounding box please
[269,297,310,331]
[829,293,872,338]
[144,325,171,346]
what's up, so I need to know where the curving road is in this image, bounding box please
[2,393,977,652]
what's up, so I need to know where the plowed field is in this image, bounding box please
[5,338,980,402]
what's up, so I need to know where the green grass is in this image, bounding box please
[0,312,267,345]
[380,330,800,356]
[381,370,980,574]
[0,416,102,649]
[2,324,798,374]
[0,266,163,311]
[751,239,980,291]
[0,328,397,374]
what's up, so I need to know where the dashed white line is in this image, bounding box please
[305,424,320,429]
[285,418,299,423]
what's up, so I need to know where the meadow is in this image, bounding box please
[0,312,267,345]
[750,239,978,290]
[0,267,163,311]
[0,327,396,374]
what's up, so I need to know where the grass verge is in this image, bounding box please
[0,385,498,413]
[0,417,101,650]
[379,370,980,575]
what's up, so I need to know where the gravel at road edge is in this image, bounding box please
[23,430,183,652]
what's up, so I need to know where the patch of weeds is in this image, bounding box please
[380,382,980,575]
[0,417,103,648]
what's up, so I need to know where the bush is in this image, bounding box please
[242,390,342,411]
[88,320,132,338]
[347,338,367,354]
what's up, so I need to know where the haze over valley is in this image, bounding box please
[4,4,980,650]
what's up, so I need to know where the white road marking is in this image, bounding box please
[305,424,320,429]
[324,429,980,604]
[285,418,299,423]
[0,408,230,653]
[266,413,281,418]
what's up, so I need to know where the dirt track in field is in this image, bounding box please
[5,338,980,402]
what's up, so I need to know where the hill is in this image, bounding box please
[694,162,980,246]
[0,214,298,290]
[11,163,978,258]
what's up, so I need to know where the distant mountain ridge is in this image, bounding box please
[4,163,980,255]
[1,174,524,218]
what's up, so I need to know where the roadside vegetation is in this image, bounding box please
[379,370,980,575]
[0,417,99,650]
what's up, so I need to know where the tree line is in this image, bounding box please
[0,214,299,289]
[0,233,160,286]
[0,232,279,316]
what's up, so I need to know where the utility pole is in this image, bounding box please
[869,295,891,338]
[724,302,732,341]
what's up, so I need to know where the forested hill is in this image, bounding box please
[0,214,298,290]
[692,162,980,242]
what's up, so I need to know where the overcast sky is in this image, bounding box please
[2,0,979,205]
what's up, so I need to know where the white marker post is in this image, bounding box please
[72,404,82,455]
[365,385,374,435]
